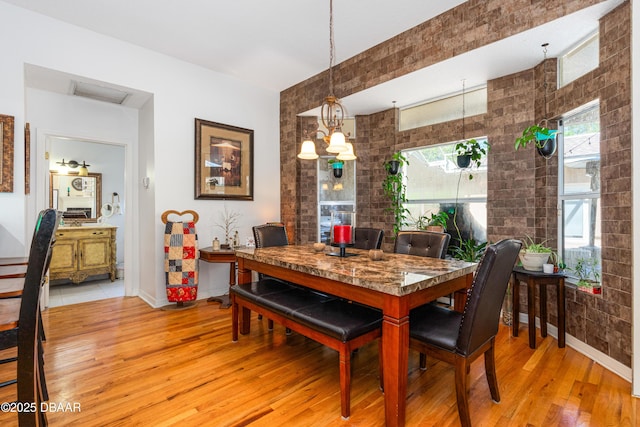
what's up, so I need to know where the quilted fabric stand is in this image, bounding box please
[162,210,199,309]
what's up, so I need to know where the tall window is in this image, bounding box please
[403,140,488,244]
[317,157,356,243]
[558,101,601,281]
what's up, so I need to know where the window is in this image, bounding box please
[558,101,601,282]
[559,33,599,87]
[317,157,356,243]
[403,140,488,243]
[399,87,487,131]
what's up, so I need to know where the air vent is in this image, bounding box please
[72,81,129,104]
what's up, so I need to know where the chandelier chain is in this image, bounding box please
[328,0,335,95]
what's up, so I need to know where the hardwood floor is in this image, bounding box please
[0,297,637,426]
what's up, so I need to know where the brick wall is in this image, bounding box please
[280,1,631,366]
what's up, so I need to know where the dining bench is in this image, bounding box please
[230,277,382,420]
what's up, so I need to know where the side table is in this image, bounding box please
[199,246,244,308]
[512,266,566,349]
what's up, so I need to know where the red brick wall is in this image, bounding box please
[280,1,631,366]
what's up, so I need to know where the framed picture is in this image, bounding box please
[24,122,30,195]
[0,114,14,193]
[194,118,254,200]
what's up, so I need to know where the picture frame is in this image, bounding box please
[194,118,253,200]
[0,114,14,193]
[24,122,30,195]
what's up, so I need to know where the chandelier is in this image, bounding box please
[298,0,355,161]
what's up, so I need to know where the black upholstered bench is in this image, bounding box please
[231,278,382,420]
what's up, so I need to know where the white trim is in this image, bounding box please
[517,313,632,382]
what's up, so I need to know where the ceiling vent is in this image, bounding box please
[71,81,129,104]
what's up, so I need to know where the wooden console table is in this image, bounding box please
[199,246,244,308]
[512,266,566,349]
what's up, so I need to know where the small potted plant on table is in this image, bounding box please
[519,236,553,271]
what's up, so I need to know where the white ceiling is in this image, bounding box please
[8,0,624,115]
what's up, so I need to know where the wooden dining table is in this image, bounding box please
[235,245,476,427]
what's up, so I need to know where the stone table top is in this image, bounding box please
[235,244,477,297]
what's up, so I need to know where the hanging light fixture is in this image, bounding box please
[78,161,90,176]
[56,159,90,175]
[298,0,352,159]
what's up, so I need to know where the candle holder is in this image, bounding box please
[328,211,357,257]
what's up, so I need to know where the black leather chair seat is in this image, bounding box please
[291,300,382,342]
[409,303,461,352]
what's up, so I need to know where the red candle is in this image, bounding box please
[333,225,352,244]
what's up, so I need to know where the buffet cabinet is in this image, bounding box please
[49,225,117,284]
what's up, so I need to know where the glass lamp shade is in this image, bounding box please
[326,131,347,153]
[298,139,319,159]
[336,142,356,161]
[78,166,89,176]
[330,211,355,246]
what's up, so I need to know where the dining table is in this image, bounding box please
[234,244,477,427]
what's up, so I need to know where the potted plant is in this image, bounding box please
[514,122,559,159]
[455,138,490,179]
[426,211,449,232]
[519,236,553,271]
[451,238,487,262]
[385,151,406,176]
[571,257,601,294]
[382,152,410,235]
[328,158,344,178]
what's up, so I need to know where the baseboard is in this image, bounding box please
[516,313,632,382]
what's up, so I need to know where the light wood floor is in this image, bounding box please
[0,297,637,426]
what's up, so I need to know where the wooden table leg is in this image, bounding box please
[206,261,235,308]
[527,276,536,349]
[557,277,566,348]
[237,260,252,335]
[382,312,409,427]
[539,282,547,338]
[512,274,520,337]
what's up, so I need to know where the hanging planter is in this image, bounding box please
[328,159,344,178]
[535,129,558,159]
[386,160,400,175]
[454,138,490,179]
[456,154,471,168]
[514,124,560,159]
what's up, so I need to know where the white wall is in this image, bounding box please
[0,2,281,307]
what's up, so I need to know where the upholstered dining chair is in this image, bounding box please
[393,230,450,259]
[408,238,522,427]
[353,227,384,250]
[0,208,60,426]
[252,223,291,330]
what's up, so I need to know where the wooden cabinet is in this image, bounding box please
[50,225,117,284]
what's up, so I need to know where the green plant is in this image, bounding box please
[427,211,449,229]
[382,152,410,236]
[522,235,553,253]
[412,211,449,231]
[451,238,487,262]
[571,257,600,286]
[455,138,490,180]
[514,124,555,151]
[327,158,344,167]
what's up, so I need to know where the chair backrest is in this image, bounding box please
[253,223,288,248]
[393,231,450,259]
[17,209,60,424]
[353,227,384,250]
[456,239,522,356]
